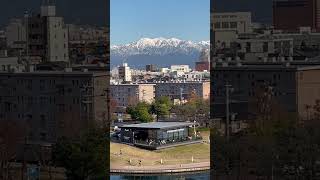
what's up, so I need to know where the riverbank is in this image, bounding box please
[110,161,210,174]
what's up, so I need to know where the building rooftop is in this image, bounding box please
[212,62,320,71]
[120,122,194,129]
[110,83,156,86]
[0,71,108,76]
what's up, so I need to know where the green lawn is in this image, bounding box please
[110,130,210,166]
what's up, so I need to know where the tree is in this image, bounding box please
[53,128,107,180]
[0,120,26,180]
[172,96,209,124]
[150,96,172,121]
[127,102,153,123]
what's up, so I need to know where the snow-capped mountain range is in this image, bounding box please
[111,37,209,68]
[111,37,209,56]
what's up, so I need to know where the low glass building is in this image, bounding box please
[120,122,202,150]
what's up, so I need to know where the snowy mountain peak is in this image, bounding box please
[111,37,209,57]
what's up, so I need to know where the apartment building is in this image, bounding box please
[0,70,108,143]
[146,64,157,72]
[236,35,294,60]
[110,84,155,107]
[155,81,210,101]
[5,18,27,49]
[211,62,320,120]
[212,12,252,47]
[170,65,190,73]
[195,49,210,72]
[27,2,68,63]
[67,24,108,42]
[118,63,132,83]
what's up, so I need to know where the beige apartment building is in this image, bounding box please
[211,62,320,120]
[110,84,155,107]
[155,81,210,101]
[0,70,108,143]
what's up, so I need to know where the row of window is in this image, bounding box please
[213,89,290,97]
[213,73,283,80]
[214,21,238,29]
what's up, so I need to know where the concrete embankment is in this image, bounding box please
[110,162,210,174]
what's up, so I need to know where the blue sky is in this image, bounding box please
[111,0,210,45]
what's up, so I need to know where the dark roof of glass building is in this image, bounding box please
[120,122,194,129]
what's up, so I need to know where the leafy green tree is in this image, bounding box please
[150,96,172,121]
[172,97,209,122]
[127,102,153,122]
[53,128,107,180]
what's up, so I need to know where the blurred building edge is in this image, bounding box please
[273,0,320,32]
[195,49,210,72]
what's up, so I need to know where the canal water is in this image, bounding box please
[110,171,210,180]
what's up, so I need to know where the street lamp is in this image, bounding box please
[193,120,197,138]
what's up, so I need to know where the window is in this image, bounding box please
[40,132,47,141]
[246,42,251,53]
[263,42,268,52]
[40,115,46,129]
[40,80,45,90]
[214,22,221,29]
[222,22,229,28]
[230,22,237,28]
[40,97,46,104]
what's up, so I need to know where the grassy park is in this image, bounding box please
[110,129,210,167]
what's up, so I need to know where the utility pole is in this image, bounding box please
[180,88,183,104]
[24,11,29,64]
[142,89,146,101]
[225,84,232,140]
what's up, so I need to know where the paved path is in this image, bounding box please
[110,162,210,174]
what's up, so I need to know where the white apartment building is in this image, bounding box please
[170,65,190,73]
[160,68,170,73]
[46,16,69,62]
[213,12,252,47]
[5,2,68,63]
[41,3,69,62]
[118,63,132,82]
[5,18,27,49]
[110,84,155,107]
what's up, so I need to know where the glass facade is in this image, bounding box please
[120,124,202,149]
